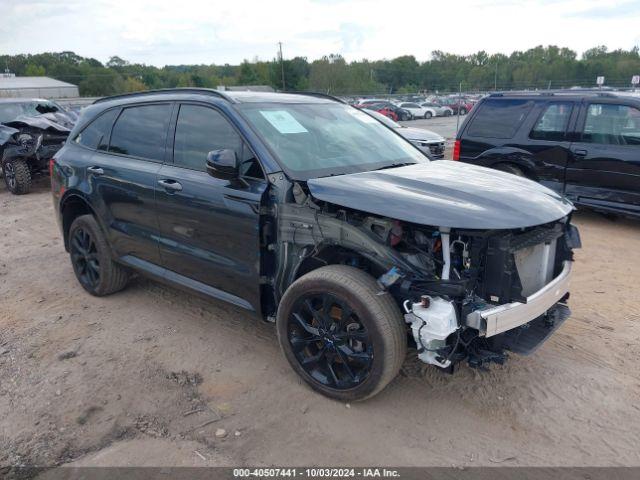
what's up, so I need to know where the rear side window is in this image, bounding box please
[581,103,640,145]
[530,102,573,141]
[75,109,119,150]
[467,99,533,139]
[109,104,172,161]
[173,104,242,172]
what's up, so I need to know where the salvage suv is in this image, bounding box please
[51,89,580,401]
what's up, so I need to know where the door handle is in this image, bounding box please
[573,149,588,157]
[157,179,183,192]
[87,166,104,175]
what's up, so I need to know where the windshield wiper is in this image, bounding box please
[374,162,415,171]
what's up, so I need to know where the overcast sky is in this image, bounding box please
[2,0,640,66]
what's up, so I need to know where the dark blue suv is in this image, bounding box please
[51,89,579,400]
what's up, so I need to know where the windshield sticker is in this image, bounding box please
[259,110,308,134]
[346,108,377,123]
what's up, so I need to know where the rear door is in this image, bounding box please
[566,100,640,214]
[154,103,268,311]
[520,100,577,191]
[89,103,173,265]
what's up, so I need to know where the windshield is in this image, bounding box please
[239,102,426,180]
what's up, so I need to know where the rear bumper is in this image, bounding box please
[466,260,573,337]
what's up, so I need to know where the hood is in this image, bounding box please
[2,112,74,133]
[307,161,573,230]
[398,127,444,142]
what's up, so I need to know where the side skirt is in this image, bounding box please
[119,255,255,312]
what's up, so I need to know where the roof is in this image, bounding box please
[0,76,77,89]
[93,88,341,106]
[487,90,640,101]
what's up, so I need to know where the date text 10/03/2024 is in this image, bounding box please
[233,468,401,478]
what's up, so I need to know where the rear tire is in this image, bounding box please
[68,215,129,296]
[459,107,468,115]
[424,111,432,119]
[3,159,31,195]
[276,265,406,401]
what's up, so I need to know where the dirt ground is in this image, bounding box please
[1,176,640,469]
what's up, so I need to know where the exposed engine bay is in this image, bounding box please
[263,177,581,372]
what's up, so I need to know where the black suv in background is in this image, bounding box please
[51,89,579,401]
[454,92,640,218]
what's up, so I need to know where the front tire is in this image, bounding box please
[68,215,129,296]
[276,265,406,401]
[3,159,31,195]
[459,107,468,115]
[424,111,432,119]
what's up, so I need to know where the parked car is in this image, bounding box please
[397,102,437,119]
[454,91,640,218]
[363,103,399,121]
[365,109,446,158]
[0,98,76,194]
[420,102,453,117]
[52,89,579,401]
[361,101,412,121]
[436,98,474,115]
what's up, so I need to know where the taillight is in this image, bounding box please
[452,140,461,161]
[49,158,55,176]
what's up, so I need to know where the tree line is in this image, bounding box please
[2,45,640,97]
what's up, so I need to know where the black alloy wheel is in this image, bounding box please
[276,265,406,401]
[67,215,129,296]
[70,227,101,289]
[287,292,373,390]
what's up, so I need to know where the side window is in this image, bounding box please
[75,109,119,150]
[581,103,640,145]
[173,104,263,179]
[109,104,172,161]
[467,99,533,139]
[529,102,573,141]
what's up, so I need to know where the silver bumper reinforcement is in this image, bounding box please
[466,260,573,337]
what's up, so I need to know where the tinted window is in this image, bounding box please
[173,105,242,172]
[109,104,172,161]
[75,109,119,150]
[467,99,533,138]
[530,102,572,141]
[581,103,640,145]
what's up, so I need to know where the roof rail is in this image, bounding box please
[286,91,346,104]
[488,89,621,98]
[93,88,235,105]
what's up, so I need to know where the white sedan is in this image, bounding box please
[397,102,438,119]
[420,102,454,117]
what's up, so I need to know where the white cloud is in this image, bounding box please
[1,0,639,66]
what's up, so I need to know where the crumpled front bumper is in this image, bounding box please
[466,260,573,337]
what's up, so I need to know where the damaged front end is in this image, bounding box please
[263,170,580,372]
[1,108,75,194]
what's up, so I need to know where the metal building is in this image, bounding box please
[0,74,79,99]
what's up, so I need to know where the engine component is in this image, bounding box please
[404,296,458,368]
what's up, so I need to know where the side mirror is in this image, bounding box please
[206,149,238,180]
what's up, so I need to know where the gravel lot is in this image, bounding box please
[1,175,640,469]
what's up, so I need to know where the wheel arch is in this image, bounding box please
[293,244,387,283]
[60,192,99,251]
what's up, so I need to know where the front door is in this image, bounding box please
[566,101,640,215]
[154,103,268,311]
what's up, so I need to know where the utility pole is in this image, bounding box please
[494,62,498,90]
[278,42,285,91]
